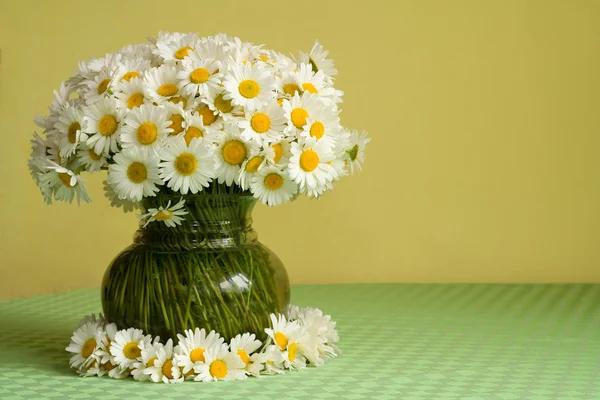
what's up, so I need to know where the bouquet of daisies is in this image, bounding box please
[67,306,339,382]
[28,32,370,217]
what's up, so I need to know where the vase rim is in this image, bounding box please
[149,192,255,199]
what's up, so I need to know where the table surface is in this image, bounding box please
[1,284,599,399]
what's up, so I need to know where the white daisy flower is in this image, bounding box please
[345,129,371,174]
[239,100,286,146]
[28,132,49,180]
[193,103,223,131]
[264,139,292,167]
[144,65,181,102]
[288,137,337,197]
[202,89,243,122]
[183,111,220,146]
[114,77,148,110]
[45,135,63,165]
[54,105,86,158]
[257,345,287,375]
[118,43,157,65]
[38,162,91,205]
[94,323,129,379]
[250,166,297,207]
[177,53,222,97]
[158,136,217,194]
[238,152,268,191]
[120,104,172,155]
[291,63,326,96]
[215,124,259,186]
[83,67,117,102]
[138,197,188,228]
[103,180,138,212]
[281,93,324,136]
[299,105,341,144]
[114,58,151,83]
[265,314,307,371]
[107,148,162,202]
[109,327,150,370]
[77,358,107,378]
[78,314,105,328]
[295,307,340,365]
[298,41,338,80]
[155,32,200,62]
[223,62,276,112]
[65,320,104,370]
[77,144,107,172]
[229,333,263,377]
[163,102,188,138]
[175,328,225,376]
[194,35,230,62]
[132,337,162,381]
[83,97,123,155]
[193,345,247,382]
[144,339,184,383]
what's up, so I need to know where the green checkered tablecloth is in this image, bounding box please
[1,284,599,399]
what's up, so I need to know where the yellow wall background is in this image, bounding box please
[1,0,599,300]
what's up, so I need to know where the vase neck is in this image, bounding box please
[134,194,258,251]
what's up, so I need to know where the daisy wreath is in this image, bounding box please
[67,306,340,382]
[28,32,371,210]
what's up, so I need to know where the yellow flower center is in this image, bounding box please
[302,82,318,94]
[237,349,249,366]
[81,339,96,358]
[162,359,174,379]
[123,342,141,359]
[259,55,269,62]
[127,93,144,109]
[299,149,319,172]
[169,96,188,108]
[238,79,260,98]
[277,98,284,107]
[288,342,297,362]
[197,107,217,125]
[157,83,178,97]
[215,94,233,113]
[169,114,184,135]
[175,46,193,60]
[309,121,325,140]
[209,360,227,379]
[98,115,118,136]
[104,361,116,371]
[175,153,197,176]
[67,122,80,144]
[97,79,110,95]
[121,71,139,82]
[245,156,262,172]
[251,113,271,133]
[274,332,288,350]
[271,143,283,163]
[264,173,284,190]
[184,127,203,145]
[222,140,247,165]
[190,348,205,363]
[190,68,210,84]
[136,122,158,145]
[58,173,73,187]
[154,210,173,221]
[88,149,102,161]
[283,83,300,96]
[147,357,158,367]
[291,108,308,128]
[127,162,147,184]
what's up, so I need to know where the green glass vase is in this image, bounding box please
[101,193,290,341]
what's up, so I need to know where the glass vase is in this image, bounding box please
[101,193,290,341]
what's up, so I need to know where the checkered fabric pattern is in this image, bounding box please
[1,284,599,399]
